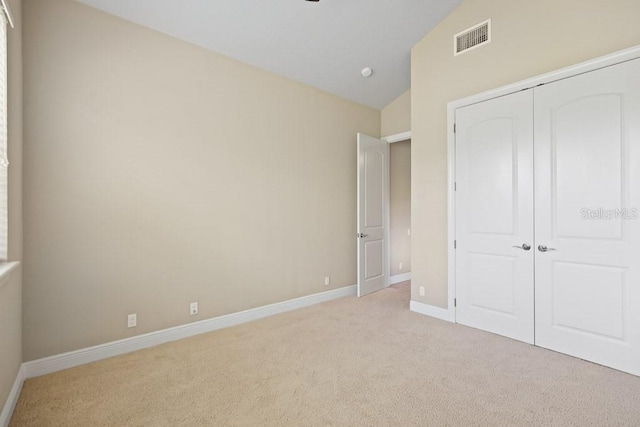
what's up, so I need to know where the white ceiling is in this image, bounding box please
[76,0,463,109]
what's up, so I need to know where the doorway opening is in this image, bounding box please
[388,137,411,296]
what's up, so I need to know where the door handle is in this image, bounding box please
[357,233,369,238]
[512,243,531,251]
[537,245,556,252]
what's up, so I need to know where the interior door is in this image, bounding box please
[455,90,535,343]
[534,58,640,375]
[357,133,389,297]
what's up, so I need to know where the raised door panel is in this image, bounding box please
[553,94,624,240]
[467,118,516,236]
[364,149,384,230]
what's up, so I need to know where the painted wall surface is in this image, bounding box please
[23,0,379,360]
[381,90,410,137]
[411,0,640,307]
[0,272,21,413]
[0,0,23,412]
[390,140,410,277]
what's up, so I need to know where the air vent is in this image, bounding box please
[454,19,491,56]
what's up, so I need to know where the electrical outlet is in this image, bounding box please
[399,262,403,270]
[407,228,411,236]
[190,302,198,315]
[419,287,425,297]
[127,313,137,328]
[324,276,330,286]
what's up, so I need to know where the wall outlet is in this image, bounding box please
[407,228,411,236]
[419,287,425,297]
[399,262,403,270]
[190,302,199,316]
[127,313,137,328]
[324,276,330,286]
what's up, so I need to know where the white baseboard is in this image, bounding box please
[388,272,411,285]
[23,285,357,379]
[0,365,25,427]
[410,300,454,322]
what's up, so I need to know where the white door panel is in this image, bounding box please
[455,90,535,344]
[534,58,640,375]
[357,133,388,297]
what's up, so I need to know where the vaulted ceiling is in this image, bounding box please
[76,0,463,109]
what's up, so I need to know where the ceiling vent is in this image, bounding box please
[454,19,491,56]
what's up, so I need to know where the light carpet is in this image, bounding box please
[11,282,640,426]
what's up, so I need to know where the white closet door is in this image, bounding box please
[535,58,640,375]
[455,90,535,344]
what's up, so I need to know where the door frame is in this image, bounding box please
[382,131,412,286]
[443,44,640,324]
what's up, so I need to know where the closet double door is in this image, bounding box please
[455,58,640,375]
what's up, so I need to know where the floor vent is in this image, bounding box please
[454,19,491,56]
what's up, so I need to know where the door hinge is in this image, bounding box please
[454,182,457,191]
[453,123,456,133]
[454,298,457,307]
[454,240,457,249]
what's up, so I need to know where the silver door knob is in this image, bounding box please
[357,233,369,238]
[538,245,556,252]
[513,243,531,251]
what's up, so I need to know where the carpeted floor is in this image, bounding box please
[11,281,640,426]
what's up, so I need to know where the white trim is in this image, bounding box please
[448,45,640,112]
[0,0,13,29]
[410,300,453,322]
[389,272,411,285]
[447,101,457,321]
[0,365,24,427]
[382,130,411,144]
[22,285,356,379]
[0,261,18,290]
[446,44,640,328]
[385,138,391,290]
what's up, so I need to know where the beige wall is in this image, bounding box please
[381,90,410,137]
[0,0,23,411]
[22,0,379,361]
[0,274,21,412]
[389,140,410,277]
[0,274,21,410]
[411,0,640,307]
